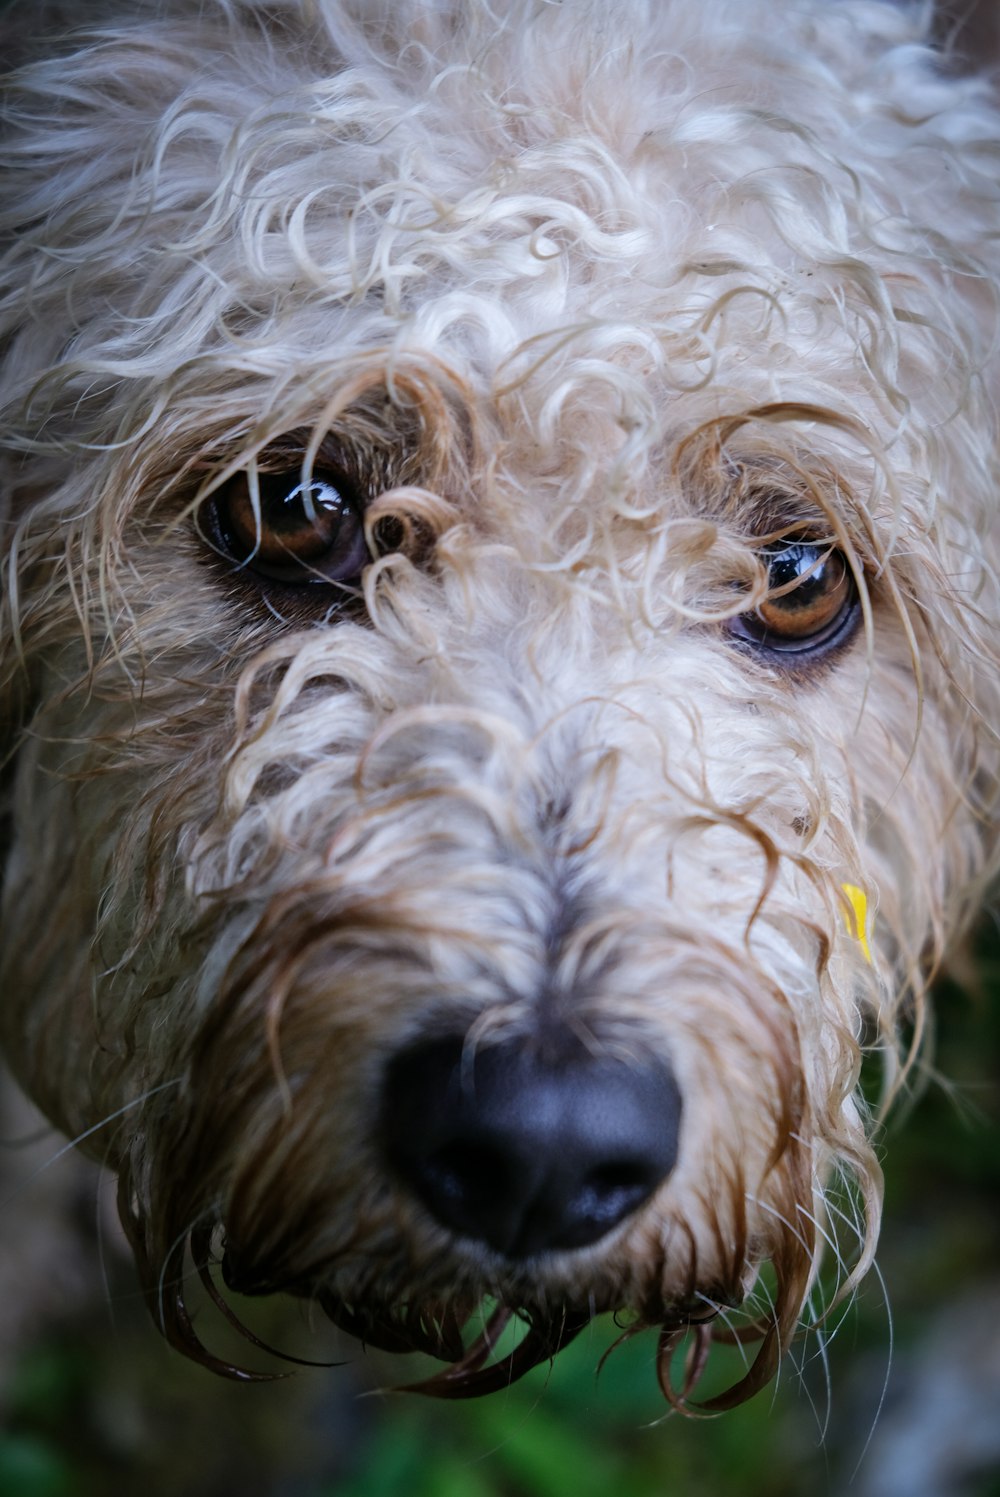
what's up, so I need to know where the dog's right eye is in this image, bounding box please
[206,468,370,587]
[727,538,858,658]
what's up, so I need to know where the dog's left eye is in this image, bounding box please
[206,468,369,586]
[729,540,857,656]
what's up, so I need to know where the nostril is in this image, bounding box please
[381,1031,682,1258]
[422,1139,517,1211]
[585,1159,661,1193]
[576,1160,657,1220]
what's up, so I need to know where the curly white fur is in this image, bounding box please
[1,0,997,1404]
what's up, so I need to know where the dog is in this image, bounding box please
[1,0,997,1410]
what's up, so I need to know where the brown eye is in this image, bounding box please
[207,468,369,586]
[730,541,858,656]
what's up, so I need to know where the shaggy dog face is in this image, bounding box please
[1,0,997,1404]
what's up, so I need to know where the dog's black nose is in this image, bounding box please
[380,1032,682,1257]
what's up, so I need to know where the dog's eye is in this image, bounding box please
[208,468,369,586]
[730,540,857,655]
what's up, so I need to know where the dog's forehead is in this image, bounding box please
[6,0,941,558]
[22,1,939,416]
[204,22,845,358]
[0,0,987,563]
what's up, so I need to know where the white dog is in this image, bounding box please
[1,0,997,1406]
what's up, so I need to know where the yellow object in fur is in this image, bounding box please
[841,884,872,963]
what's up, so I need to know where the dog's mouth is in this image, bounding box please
[316,1295,599,1399]
[162,1216,775,1407]
[306,1285,753,1402]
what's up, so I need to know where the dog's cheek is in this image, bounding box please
[0,718,108,1134]
[0,654,218,1136]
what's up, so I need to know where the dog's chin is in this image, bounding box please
[206,1228,753,1400]
[314,1293,601,1395]
[229,1270,665,1396]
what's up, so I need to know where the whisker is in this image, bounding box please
[0,1079,182,1209]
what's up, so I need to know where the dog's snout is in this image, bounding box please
[381,1032,682,1258]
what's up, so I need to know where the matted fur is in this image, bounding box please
[1,0,997,1406]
